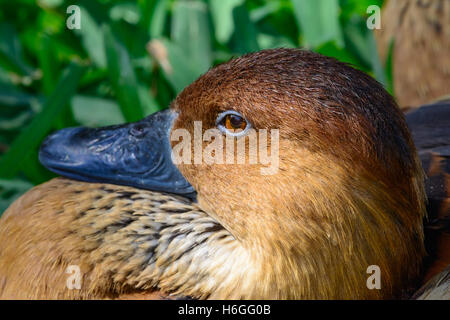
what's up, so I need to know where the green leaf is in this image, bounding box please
[316,41,363,69]
[109,2,140,25]
[257,33,296,50]
[37,34,58,95]
[171,0,212,73]
[339,0,384,22]
[0,83,40,109]
[71,94,125,127]
[0,23,33,75]
[367,32,386,88]
[0,67,13,86]
[79,68,108,88]
[104,25,144,122]
[36,34,77,130]
[0,178,33,191]
[138,85,161,115]
[230,4,260,54]
[292,0,343,48]
[343,18,387,86]
[74,7,107,68]
[153,68,176,109]
[20,149,55,185]
[139,0,168,38]
[209,0,244,44]
[343,19,372,67]
[38,0,63,8]
[148,38,203,94]
[384,38,395,95]
[0,112,32,130]
[250,1,281,23]
[52,103,78,130]
[76,0,111,23]
[38,6,65,35]
[0,63,85,178]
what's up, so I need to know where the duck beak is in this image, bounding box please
[39,109,196,199]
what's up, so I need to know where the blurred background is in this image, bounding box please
[0,0,436,213]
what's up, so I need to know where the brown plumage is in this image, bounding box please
[0,49,437,299]
[0,178,233,299]
[375,0,450,111]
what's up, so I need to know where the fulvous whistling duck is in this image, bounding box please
[375,0,450,111]
[0,49,449,299]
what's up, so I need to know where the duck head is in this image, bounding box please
[39,49,427,299]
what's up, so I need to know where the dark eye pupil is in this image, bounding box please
[217,112,249,133]
[229,115,243,127]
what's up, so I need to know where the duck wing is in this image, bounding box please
[405,100,450,291]
[412,265,450,300]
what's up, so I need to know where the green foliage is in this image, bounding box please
[0,0,388,214]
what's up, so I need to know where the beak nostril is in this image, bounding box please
[130,125,146,137]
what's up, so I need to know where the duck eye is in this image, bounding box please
[225,114,246,130]
[216,111,251,136]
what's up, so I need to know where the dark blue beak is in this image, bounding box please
[39,109,196,199]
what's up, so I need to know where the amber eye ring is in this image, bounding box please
[216,111,251,137]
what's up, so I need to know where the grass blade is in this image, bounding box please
[139,0,168,38]
[209,0,244,44]
[75,6,107,69]
[171,1,212,73]
[0,63,85,178]
[292,0,343,48]
[104,25,144,122]
[230,4,260,53]
[148,39,203,94]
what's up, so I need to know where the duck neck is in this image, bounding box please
[189,167,425,299]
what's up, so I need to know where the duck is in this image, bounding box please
[0,48,448,299]
[375,0,450,111]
